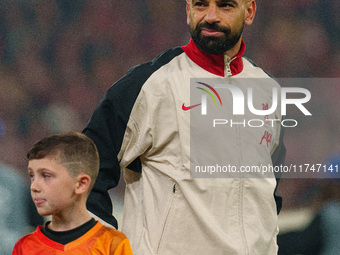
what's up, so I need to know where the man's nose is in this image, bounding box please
[205,4,221,23]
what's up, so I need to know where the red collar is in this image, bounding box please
[181,39,245,77]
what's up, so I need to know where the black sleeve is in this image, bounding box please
[83,97,122,228]
[83,92,143,228]
[244,56,286,215]
[271,123,286,215]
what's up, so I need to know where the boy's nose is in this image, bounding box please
[30,180,40,193]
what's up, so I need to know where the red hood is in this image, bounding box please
[181,39,245,77]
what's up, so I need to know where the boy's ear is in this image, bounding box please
[75,174,91,195]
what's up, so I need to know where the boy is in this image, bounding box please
[12,132,133,255]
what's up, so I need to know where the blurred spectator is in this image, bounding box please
[0,162,43,255]
[278,154,340,255]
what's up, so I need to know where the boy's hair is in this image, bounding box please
[27,132,99,192]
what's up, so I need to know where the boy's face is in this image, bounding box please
[28,156,78,217]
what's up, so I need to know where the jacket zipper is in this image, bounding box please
[224,55,236,77]
[225,58,249,254]
[233,112,249,255]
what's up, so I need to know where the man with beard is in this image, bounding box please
[83,0,286,254]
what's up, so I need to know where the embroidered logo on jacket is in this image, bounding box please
[260,131,272,147]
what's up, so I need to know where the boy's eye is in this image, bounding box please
[43,173,51,178]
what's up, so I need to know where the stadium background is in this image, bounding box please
[0,0,339,254]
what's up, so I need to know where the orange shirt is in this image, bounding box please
[13,221,133,255]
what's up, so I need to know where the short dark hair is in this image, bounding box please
[27,132,99,191]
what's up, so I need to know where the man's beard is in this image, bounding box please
[190,21,244,55]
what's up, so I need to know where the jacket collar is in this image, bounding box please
[181,38,245,77]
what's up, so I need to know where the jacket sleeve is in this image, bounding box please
[271,122,286,215]
[84,94,144,228]
[83,65,147,228]
[83,97,121,228]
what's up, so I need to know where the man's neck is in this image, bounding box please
[225,38,243,58]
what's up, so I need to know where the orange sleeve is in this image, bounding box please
[113,238,134,255]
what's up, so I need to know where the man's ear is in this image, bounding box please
[186,0,191,25]
[244,0,256,26]
[75,174,91,195]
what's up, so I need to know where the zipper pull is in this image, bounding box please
[225,55,235,77]
[173,184,176,193]
[226,64,232,77]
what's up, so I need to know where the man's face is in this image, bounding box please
[187,0,255,55]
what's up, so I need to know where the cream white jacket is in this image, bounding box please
[84,39,286,255]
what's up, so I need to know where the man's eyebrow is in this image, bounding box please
[192,0,239,5]
[219,0,239,4]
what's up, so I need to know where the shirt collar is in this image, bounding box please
[181,38,246,77]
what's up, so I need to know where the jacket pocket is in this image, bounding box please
[156,183,177,253]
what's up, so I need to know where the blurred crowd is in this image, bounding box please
[0,0,189,172]
[0,1,339,251]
